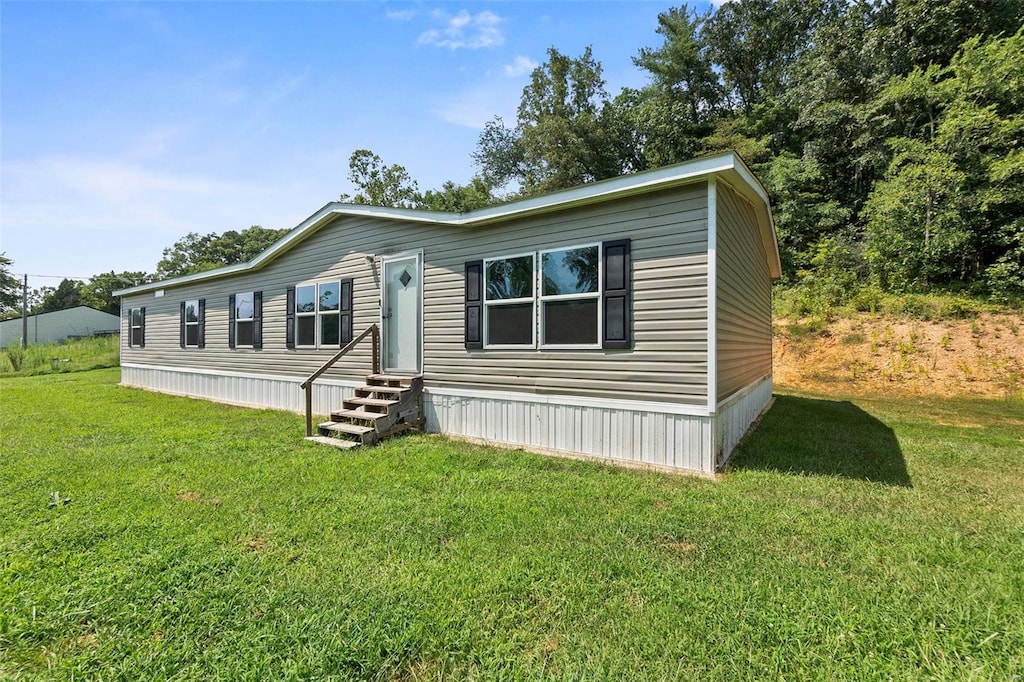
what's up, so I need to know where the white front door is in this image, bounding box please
[381,254,422,374]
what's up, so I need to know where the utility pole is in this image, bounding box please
[21,274,28,348]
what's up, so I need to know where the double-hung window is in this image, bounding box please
[292,281,348,348]
[128,307,145,347]
[540,244,600,347]
[181,299,204,348]
[295,285,318,347]
[317,281,341,346]
[229,291,262,349]
[484,253,535,347]
[235,293,254,346]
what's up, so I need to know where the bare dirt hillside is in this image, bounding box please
[773,312,1024,399]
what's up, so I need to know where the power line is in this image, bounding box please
[16,273,93,280]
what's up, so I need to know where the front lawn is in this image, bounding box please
[1,369,1021,679]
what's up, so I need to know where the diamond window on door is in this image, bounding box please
[399,268,413,288]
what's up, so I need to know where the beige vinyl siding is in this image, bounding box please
[715,181,772,402]
[122,183,709,405]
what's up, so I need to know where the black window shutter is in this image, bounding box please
[197,299,206,349]
[139,307,146,348]
[179,301,186,348]
[285,286,296,349]
[602,239,632,349]
[253,291,263,350]
[228,294,236,349]
[340,278,353,346]
[464,260,483,349]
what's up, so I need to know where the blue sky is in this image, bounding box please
[1,1,717,290]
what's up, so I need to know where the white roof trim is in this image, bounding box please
[115,152,779,296]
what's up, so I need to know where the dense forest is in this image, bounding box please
[346,0,1024,306]
[2,0,1021,322]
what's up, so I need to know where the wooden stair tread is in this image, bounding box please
[305,435,360,450]
[332,408,388,421]
[347,397,397,407]
[367,373,419,383]
[355,385,407,394]
[318,421,374,435]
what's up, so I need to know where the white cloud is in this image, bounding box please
[504,55,538,78]
[417,10,504,50]
[385,9,415,21]
[432,82,521,130]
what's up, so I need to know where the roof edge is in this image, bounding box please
[117,151,777,295]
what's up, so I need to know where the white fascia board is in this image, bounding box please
[116,152,767,296]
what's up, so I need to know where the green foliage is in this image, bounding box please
[4,344,26,371]
[155,225,288,280]
[474,47,637,195]
[33,278,84,314]
[0,253,21,317]
[80,271,150,315]
[864,29,1024,295]
[360,5,1023,302]
[416,176,497,213]
[2,371,1023,677]
[339,149,420,208]
[626,6,723,167]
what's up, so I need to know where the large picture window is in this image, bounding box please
[484,254,535,347]
[540,244,600,347]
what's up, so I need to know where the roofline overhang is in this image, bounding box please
[115,151,781,296]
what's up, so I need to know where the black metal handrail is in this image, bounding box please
[300,323,379,437]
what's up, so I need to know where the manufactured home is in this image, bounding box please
[115,152,780,475]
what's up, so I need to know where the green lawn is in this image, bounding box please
[1,369,1022,679]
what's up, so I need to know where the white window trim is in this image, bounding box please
[234,292,255,349]
[183,299,200,349]
[129,308,143,347]
[294,280,341,349]
[483,251,537,349]
[539,242,602,350]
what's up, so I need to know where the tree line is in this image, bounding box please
[3,1,1020,322]
[345,1,1024,304]
[0,226,287,320]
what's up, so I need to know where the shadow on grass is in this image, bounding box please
[730,395,911,487]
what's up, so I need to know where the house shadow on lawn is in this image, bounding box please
[729,395,911,487]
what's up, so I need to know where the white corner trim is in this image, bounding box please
[706,177,718,414]
[422,384,710,417]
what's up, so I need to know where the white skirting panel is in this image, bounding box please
[121,364,358,415]
[423,391,717,475]
[121,364,766,476]
[714,374,773,468]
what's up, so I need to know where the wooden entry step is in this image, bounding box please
[309,374,423,450]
